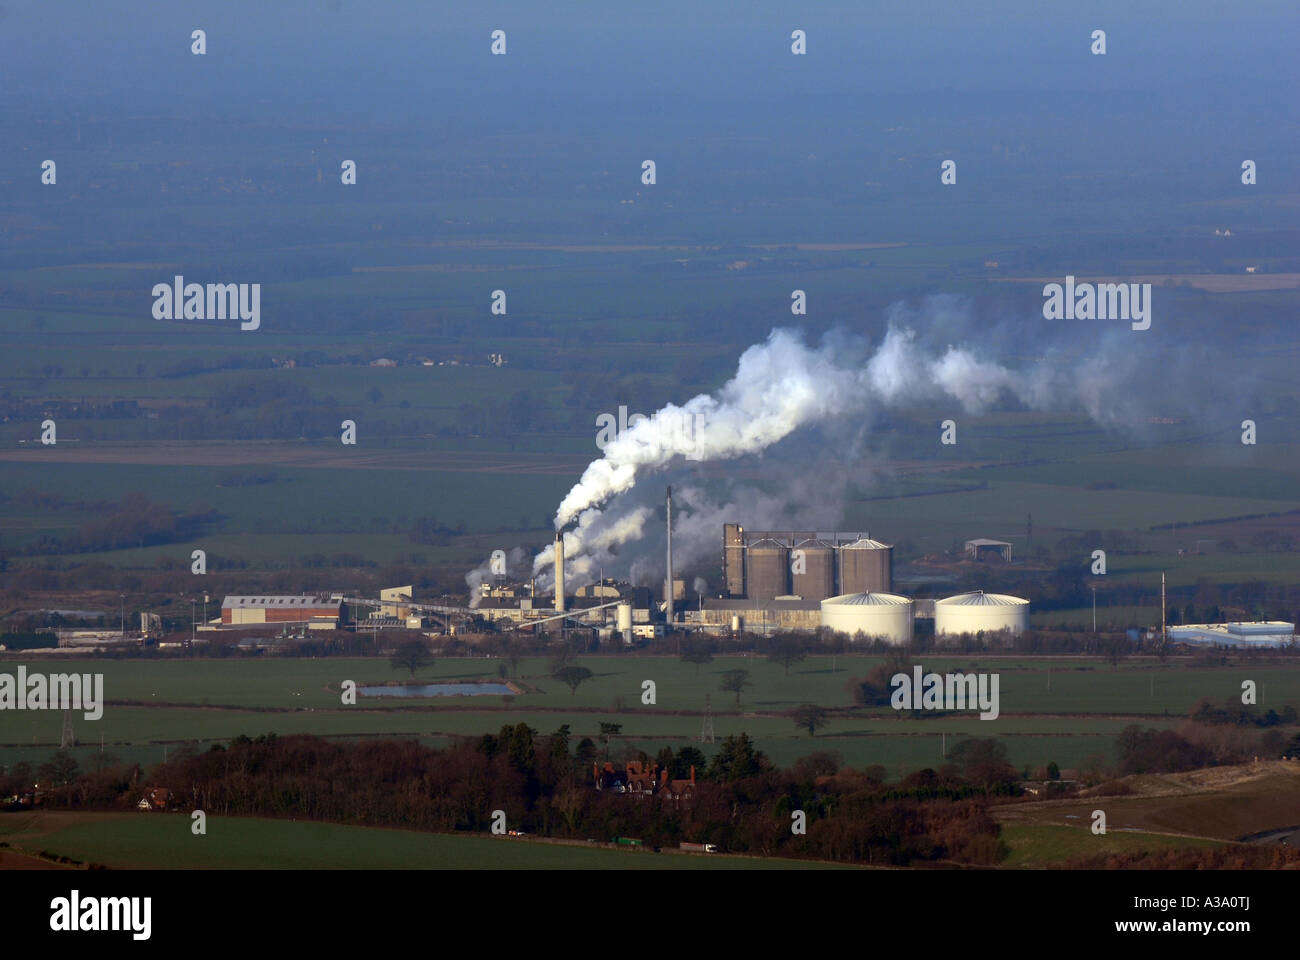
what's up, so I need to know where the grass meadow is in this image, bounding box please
[3,654,1297,778]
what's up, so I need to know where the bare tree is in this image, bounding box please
[792,704,830,737]
[767,635,807,675]
[719,669,752,706]
[680,638,715,676]
[390,638,432,676]
[553,665,594,696]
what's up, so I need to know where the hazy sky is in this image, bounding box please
[2,0,1297,117]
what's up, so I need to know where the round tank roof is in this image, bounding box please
[936,591,1028,607]
[748,538,789,549]
[841,538,892,550]
[822,591,911,606]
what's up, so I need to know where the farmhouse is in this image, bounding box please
[593,760,696,809]
[136,787,172,812]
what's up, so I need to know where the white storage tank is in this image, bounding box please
[934,591,1029,636]
[820,592,914,645]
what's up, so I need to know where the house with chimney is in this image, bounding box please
[135,787,172,812]
[593,761,696,809]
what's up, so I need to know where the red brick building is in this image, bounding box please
[594,760,696,809]
[220,595,345,626]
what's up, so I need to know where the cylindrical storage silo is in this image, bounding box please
[934,591,1029,636]
[819,592,913,645]
[746,539,790,603]
[616,602,633,631]
[730,614,742,634]
[838,538,893,595]
[792,539,835,602]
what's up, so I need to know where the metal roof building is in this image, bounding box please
[221,595,345,626]
[965,539,1012,562]
[1168,622,1295,648]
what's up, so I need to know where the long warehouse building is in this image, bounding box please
[221,595,346,626]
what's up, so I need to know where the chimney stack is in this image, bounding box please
[665,486,674,626]
[554,532,566,613]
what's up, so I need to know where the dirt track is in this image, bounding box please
[992,761,1300,841]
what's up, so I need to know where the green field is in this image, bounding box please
[3,653,1296,777]
[9,418,1300,592]
[0,811,853,870]
[849,479,1300,547]
[0,460,574,543]
[997,823,1224,868]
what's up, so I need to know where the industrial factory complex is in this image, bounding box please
[46,492,1291,651]
[467,506,1033,645]
[685,523,1029,644]
[134,510,1031,647]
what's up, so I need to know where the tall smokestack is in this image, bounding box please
[555,532,566,613]
[665,486,674,625]
[1160,570,1166,643]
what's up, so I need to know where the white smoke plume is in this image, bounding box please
[496,295,1166,596]
[553,330,860,527]
[555,325,1046,533]
[465,546,527,608]
[531,505,656,593]
[529,476,847,596]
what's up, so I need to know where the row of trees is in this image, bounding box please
[1116,723,1300,775]
[20,730,1011,867]
[15,719,1300,866]
[1191,697,1299,728]
[10,493,218,557]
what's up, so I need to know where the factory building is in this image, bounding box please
[719,526,893,603]
[819,592,914,645]
[476,582,654,636]
[220,595,346,627]
[576,580,621,600]
[723,523,746,597]
[700,525,895,633]
[1169,621,1296,648]
[934,591,1029,636]
[475,594,547,623]
[379,586,414,619]
[692,598,822,633]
